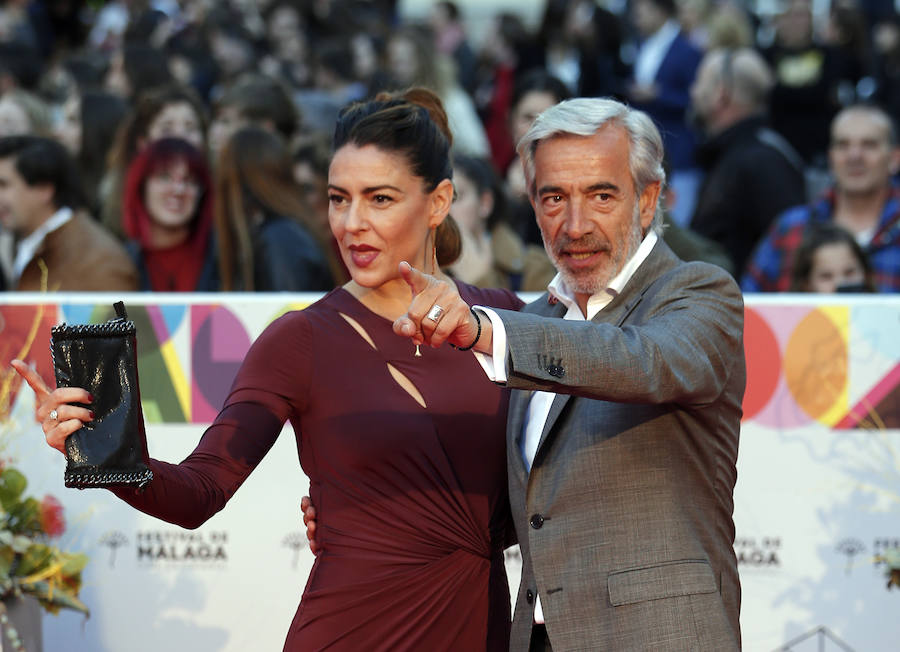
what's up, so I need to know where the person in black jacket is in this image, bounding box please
[688,46,807,276]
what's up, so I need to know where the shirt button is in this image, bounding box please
[526,589,534,604]
[530,514,544,529]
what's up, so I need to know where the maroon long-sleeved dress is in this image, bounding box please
[113,284,523,651]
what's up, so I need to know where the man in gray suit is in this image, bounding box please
[398,97,744,650]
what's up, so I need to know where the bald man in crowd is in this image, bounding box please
[688,47,807,276]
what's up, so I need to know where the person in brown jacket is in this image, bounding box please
[0,136,137,292]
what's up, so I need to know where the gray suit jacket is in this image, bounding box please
[496,240,744,651]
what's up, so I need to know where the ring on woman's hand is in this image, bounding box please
[48,409,58,422]
[425,305,445,323]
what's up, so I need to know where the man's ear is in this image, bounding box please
[34,182,55,207]
[639,181,661,230]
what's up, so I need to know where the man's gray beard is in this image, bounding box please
[541,209,643,296]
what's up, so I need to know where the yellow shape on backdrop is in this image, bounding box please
[784,306,849,426]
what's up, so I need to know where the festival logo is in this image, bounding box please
[836,537,866,574]
[99,530,129,569]
[735,536,781,568]
[135,530,229,566]
[282,532,307,569]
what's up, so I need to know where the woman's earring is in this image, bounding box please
[431,226,438,275]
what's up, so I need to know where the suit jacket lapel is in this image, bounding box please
[508,294,566,476]
[529,240,681,464]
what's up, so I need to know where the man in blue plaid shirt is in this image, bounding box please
[742,104,900,293]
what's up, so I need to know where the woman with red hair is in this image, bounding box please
[122,137,218,291]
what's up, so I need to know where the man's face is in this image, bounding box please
[689,53,722,130]
[829,110,900,197]
[531,125,659,302]
[0,158,52,237]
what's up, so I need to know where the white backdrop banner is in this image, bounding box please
[1,292,898,651]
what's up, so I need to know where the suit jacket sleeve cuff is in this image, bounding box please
[472,306,508,383]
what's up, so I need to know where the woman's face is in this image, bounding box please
[145,102,204,150]
[105,51,129,97]
[328,144,451,290]
[55,96,81,154]
[386,36,419,86]
[808,242,866,292]
[144,158,201,230]
[452,170,491,234]
[510,90,559,146]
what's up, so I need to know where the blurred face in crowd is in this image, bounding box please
[806,241,866,292]
[452,169,492,235]
[328,143,451,292]
[0,158,52,237]
[105,51,129,97]
[144,158,201,232]
[268,5,306,59]
[776,0,813,48]
[531,125,659,305]
[0,97,31,137]
[208,106,248,158]
[829,108,900,197]
[55,95,81,155]
[510,90,559,147]
[144,101,204,151]
[632,0,669,38]
[689,51,725,130]
[386,36,419,86]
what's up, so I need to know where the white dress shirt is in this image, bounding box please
[474,230,659,623]
[633,19,680,86]
[12,206,73,283]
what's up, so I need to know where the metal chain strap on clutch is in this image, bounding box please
[50,301,152,489]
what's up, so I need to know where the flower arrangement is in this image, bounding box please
[0,295,88,650]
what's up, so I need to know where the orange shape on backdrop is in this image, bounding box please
[784,309,847,421]
[0,304,58,413]
[742,307,781,420]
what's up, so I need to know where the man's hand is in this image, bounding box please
[393,262,485,350]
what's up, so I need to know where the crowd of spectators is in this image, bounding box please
[0,0,897,295]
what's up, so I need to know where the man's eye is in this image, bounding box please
[373,194,393,204]
[328,194,345,205]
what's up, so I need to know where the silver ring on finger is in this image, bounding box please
[425,304,445,323]
[49,409,58,422]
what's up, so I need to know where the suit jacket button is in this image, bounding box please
[526,589,534,604]
[529,514,544,529]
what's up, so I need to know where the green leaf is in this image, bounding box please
[16,579,90,616]
[0,545,14,577]
[0,469,27,510]
[59,553,89,576]
[14,543,52,577]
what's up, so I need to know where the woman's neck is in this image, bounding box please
[147,222,190,249]
[345,269,455,322]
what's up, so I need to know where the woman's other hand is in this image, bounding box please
[301,495,320,556]
[10,359,93,454]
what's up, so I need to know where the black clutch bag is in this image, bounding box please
[50,301,152,489]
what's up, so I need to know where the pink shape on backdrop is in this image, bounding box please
[190,305,252,423]
[747,305,818,429]
[836,360,900,429]
[147,306,170,344]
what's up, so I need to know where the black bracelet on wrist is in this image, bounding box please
[451,307,481,351]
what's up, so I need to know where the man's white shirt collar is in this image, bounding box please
[13,206,73,282]
[547,230,659,321]
[475,230,659,382]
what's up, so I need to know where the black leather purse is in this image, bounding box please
[50,301,152,489]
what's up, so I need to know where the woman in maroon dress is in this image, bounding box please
[13,88,521,651]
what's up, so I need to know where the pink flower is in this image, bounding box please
[40,495,66,538]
